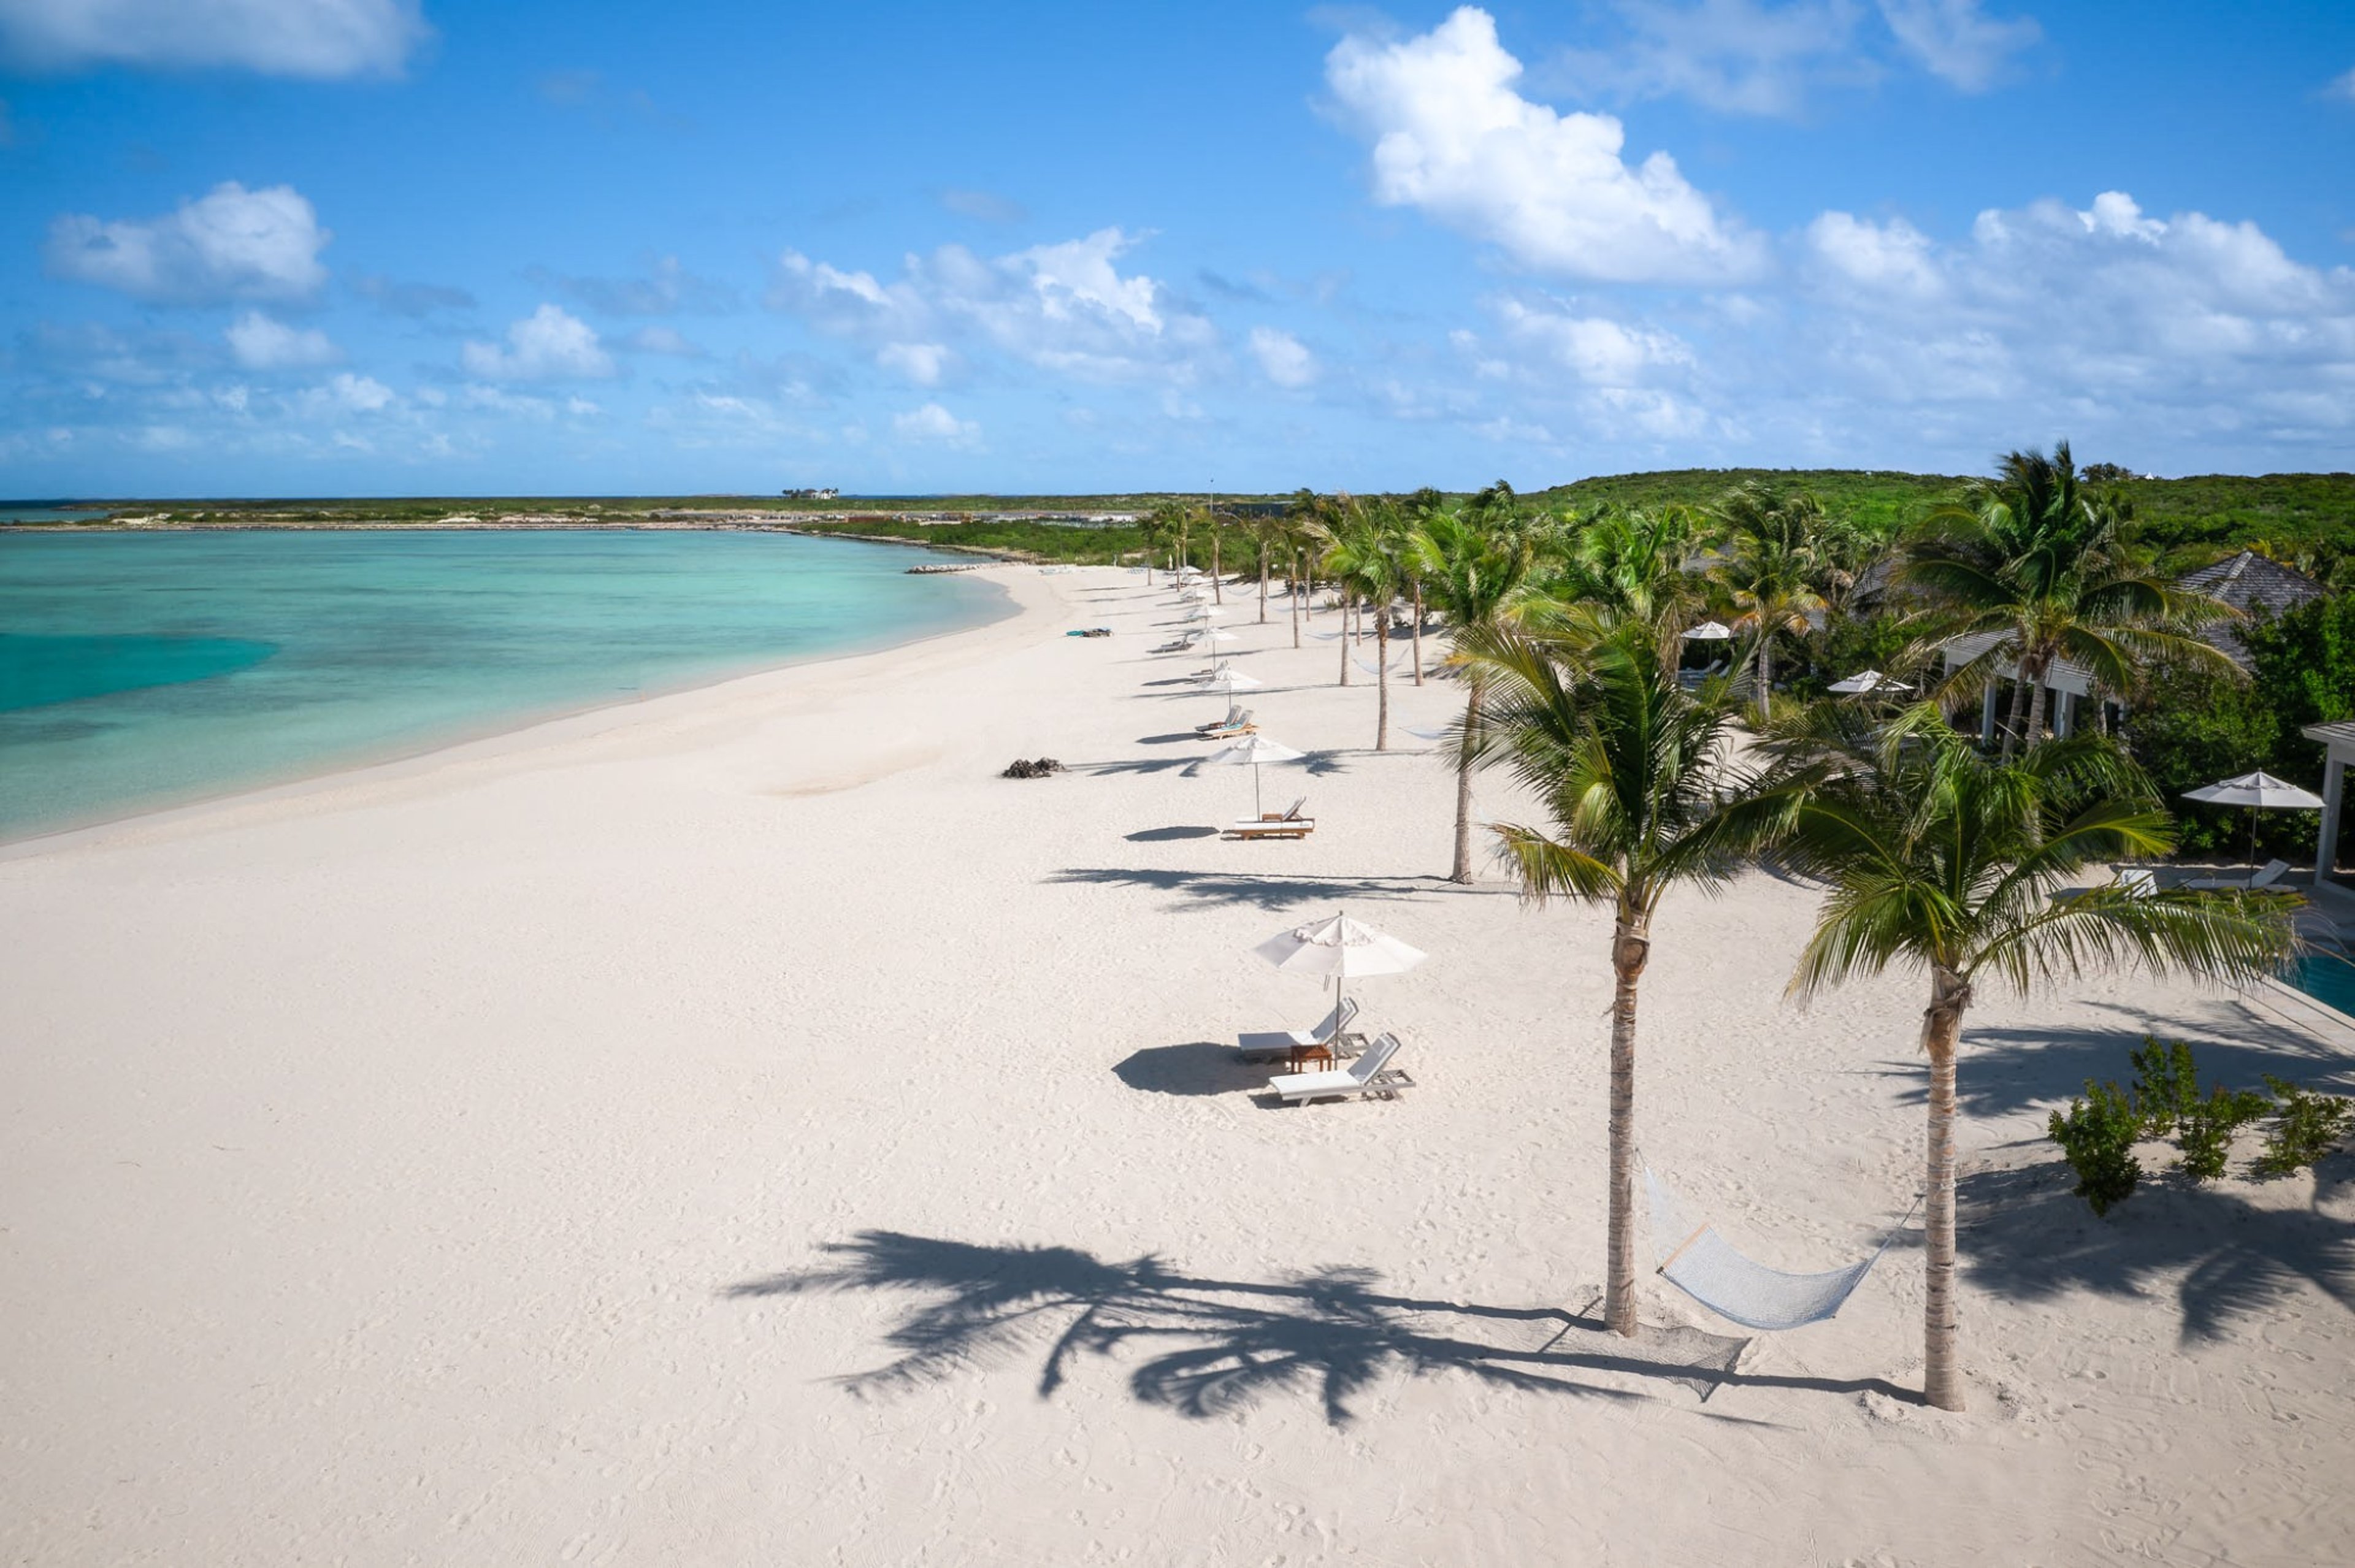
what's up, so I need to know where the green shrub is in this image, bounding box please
[2129,1038,2200,1137]
[2048,1081,2144,1215]
[2175,1085,2273,1181]
[2253,1077,2355,1179]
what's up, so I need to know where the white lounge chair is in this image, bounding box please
[1268,1032,1408,1104]
[2185,859,2292,892]
[1236,993,1359,1061]
[2054,867,2159,903]
[1227,798,1314,840]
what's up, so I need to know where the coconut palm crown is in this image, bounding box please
[1468,615,1780,1336]
[1758,702,2298,1410]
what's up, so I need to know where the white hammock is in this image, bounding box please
[1643,1165,1920,1332]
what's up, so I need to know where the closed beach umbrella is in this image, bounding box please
[1251,911,1428,1023]
[1206,732,1304,817]
[2184,769,2326,865]
[1828,669,1905,695]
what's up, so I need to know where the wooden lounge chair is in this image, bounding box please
[1268,1032,1409,1104]
[1226,798,1314,839]
[2185,859,2292,892]
[1199,710,1256,740]
[1236,995,1360,1062]
[1195,705,1245,733]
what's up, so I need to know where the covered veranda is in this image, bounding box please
[2304,721,2355,890]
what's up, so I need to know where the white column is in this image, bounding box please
[2319,754,2346,888]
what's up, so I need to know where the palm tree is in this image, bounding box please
[1763,705,2297,1409]
[1712,484,1829,719]
[1469,617,1773,1336]
[1415,494,1542,883]
[1282,489,1325,650]
[1327,502,1411,749]
[1905,443,2235,756]
[1203,501,1225,605]
[1546,505,1709,631]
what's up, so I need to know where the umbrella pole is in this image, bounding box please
[1253,762,1263,819]
[2249,807,2259,868]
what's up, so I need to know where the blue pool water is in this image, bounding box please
[0,529,1001,840]
[2284,948,2355,1016]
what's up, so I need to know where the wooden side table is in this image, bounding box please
[1288,1042,1334,1073]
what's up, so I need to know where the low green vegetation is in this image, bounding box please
[2048,1038,2350,1210]
[2049,1082,2145,1216]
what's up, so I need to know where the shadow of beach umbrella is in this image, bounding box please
[1827,669,1906,695]
[1251,911,1428,1025]
[1206,732,1304,817]
[2183,770,2326,866]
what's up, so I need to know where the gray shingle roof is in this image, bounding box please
[2177,551,2326,666]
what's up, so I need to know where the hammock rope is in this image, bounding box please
[1641,1163,1923,1333]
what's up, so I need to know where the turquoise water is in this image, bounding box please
[2284,948,2355,1016]
[0,529,1001,840]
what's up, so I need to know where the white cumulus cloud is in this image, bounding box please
[1872,0,2039,91]
[1806,210,1943,297]
[224,310,338,369]
[878,341,952,386]
[0,0,429,78]
[1495,301,1693,384]
[768,227,1216,383]
[2330,67,2355,104]
[1249,326,1317,387]
[461,304,616,381]
[892,402,981,448]
[46,182,331,304]
[1325,7,1763,283]
[1551,0,1872,118]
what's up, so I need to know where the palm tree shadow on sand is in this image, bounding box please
[1959,1151,2355,1343]
[722,1231,1920,1426]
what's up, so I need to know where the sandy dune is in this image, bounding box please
[4,565,2351,1566]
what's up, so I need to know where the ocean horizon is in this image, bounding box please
[0,528,1004,842]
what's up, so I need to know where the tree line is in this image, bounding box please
[1146,442,2331,1413]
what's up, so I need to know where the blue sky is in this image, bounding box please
[1,0,2351,497]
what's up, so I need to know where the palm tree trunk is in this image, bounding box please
[2021,665,2051,754]
[1605,908,1651,1337]
[1289,549,1301,649]
[1258,543,1269,625]
[1211,528,1222,604]
[1375,616,1391,750]
[1451,685,1479,884]
[1339,597,1351,686]
[1921,965,1970,1411]
[1756,633,1773,720]
[1412,582,1425,686]
[1999,666,2033,760]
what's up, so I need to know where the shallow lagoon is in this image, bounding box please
[0,529,998,839]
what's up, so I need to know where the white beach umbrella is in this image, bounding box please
[1198,666,1262,690]
[2183,770,2326,866]
[1827,669,1906,695]
[1681,621,1734,641]
[1251,911,1428,1022]
[1187,603,1224,622]
[1206,732,1305,817]
[1190,627,1240,646]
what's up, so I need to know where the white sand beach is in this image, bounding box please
[4,565,2352,1567]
